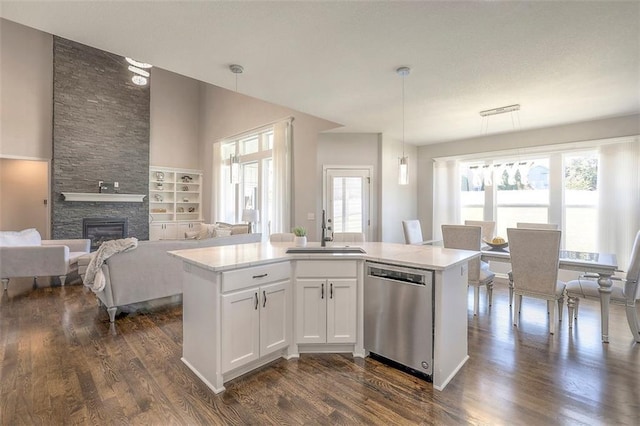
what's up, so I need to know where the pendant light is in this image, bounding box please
[397,66,410,185]
[229,64,244,184]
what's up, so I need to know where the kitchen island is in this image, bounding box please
[169,241,478,393]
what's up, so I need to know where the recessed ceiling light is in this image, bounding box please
[126,57,152,69]
[131,75,148,86]
[128,65,150,77]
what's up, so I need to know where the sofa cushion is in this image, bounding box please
[0,228,42,247]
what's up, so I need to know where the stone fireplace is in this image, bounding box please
[83,218,128,251]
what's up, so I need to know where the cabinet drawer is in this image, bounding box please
[296,260,357,278]
[222,262,291,293]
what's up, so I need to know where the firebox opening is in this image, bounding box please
[82,218,128,251]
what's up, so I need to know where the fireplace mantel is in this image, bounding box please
[62,192,146,202]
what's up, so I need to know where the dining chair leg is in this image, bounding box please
[508,272,514,307]
[473,286,480,316]
[549,302,557,335]
[557,297,563,322]
[487,282,494,307]
[513,294,521,327]
[625,301,640,343]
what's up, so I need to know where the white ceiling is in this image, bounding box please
[1,1,638,145]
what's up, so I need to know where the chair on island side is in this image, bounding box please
[402,220,426,245]
[507,228,565,335]
[442,224,495,316]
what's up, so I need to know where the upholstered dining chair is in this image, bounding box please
[269,233,295,242]
[506,222,560,306]
[464,220,496,242]
[332,232,366,243]
[507,228,565,334]
[442,225,495,316]
[465,220,496,270]
[566,230,640,343]
[402,220,425,245]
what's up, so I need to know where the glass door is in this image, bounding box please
[325,168,370,241]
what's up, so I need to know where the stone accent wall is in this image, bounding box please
[52,37,149,240]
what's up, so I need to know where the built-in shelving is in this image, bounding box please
[149,167,203,240]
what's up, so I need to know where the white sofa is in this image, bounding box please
[82,233,261,322]
[0,228,91,290]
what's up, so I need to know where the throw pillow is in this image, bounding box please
[0,228,42,247]
[197,223,216,240]
[215,228,232,237]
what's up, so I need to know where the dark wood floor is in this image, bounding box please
[1,276,639,425]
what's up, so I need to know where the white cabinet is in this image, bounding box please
[295,261,357,345]
[149,222,178,240]
[221,263,291,373]
[149,167,203,240]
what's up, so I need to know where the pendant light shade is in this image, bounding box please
[230,154,240,184]
[397,66,410,185]
[399,156,409,185]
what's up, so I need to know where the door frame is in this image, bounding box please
[322,165,373,242]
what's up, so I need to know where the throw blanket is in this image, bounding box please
[84,237,138,292]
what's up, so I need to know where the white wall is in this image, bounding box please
[317,132,380,241]
[198,84,341,241]
[417,114,640,238]
[381,136,418,243]
[150,68,201,170]
[0,19,52,159]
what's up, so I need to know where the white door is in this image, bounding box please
[259,280,290,356]
[0,159,49,237]
[326,278,357,344]
[325,168,370,241]
[221,288,260,373]
[295,279,327,344]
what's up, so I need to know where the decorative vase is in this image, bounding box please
[294,236,307,247]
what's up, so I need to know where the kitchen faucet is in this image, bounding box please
[321,209,332,247]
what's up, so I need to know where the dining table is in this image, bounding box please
[481,247,618,343]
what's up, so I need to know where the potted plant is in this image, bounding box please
[293,226,307,247]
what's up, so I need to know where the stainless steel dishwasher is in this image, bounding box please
[364,261,434,378]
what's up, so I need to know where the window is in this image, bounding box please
[220,129,274,234]
[458,155,597,251]
[563,152,598,252]
[495,158,549,237]
[460,163,486,224]
[214,119,292,239]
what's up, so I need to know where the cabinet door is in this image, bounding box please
[177,222,191,239]
[221,288,260,373]
[295,279,327,344]
[164,222,179,239]
[326,278,357,344]
[260,280,290,356]
[149,223,164,241]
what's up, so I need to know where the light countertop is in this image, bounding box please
[168,241,479,272]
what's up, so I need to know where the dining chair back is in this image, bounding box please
[566,230,640,342]
[442,224,495,315]
[516,222,559,230]
[465,220,496,241]
[507,228,565,334]
[505,222,560,306]
[402,220,424,245]
[332,232,365,243]
[269,233,295,242]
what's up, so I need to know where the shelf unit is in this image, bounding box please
[149,167,203,240]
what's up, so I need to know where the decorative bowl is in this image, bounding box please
[483,239,508,250]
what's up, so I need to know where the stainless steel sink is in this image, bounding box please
[286,246,366,254]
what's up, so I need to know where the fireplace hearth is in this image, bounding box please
[83,218,128,251]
